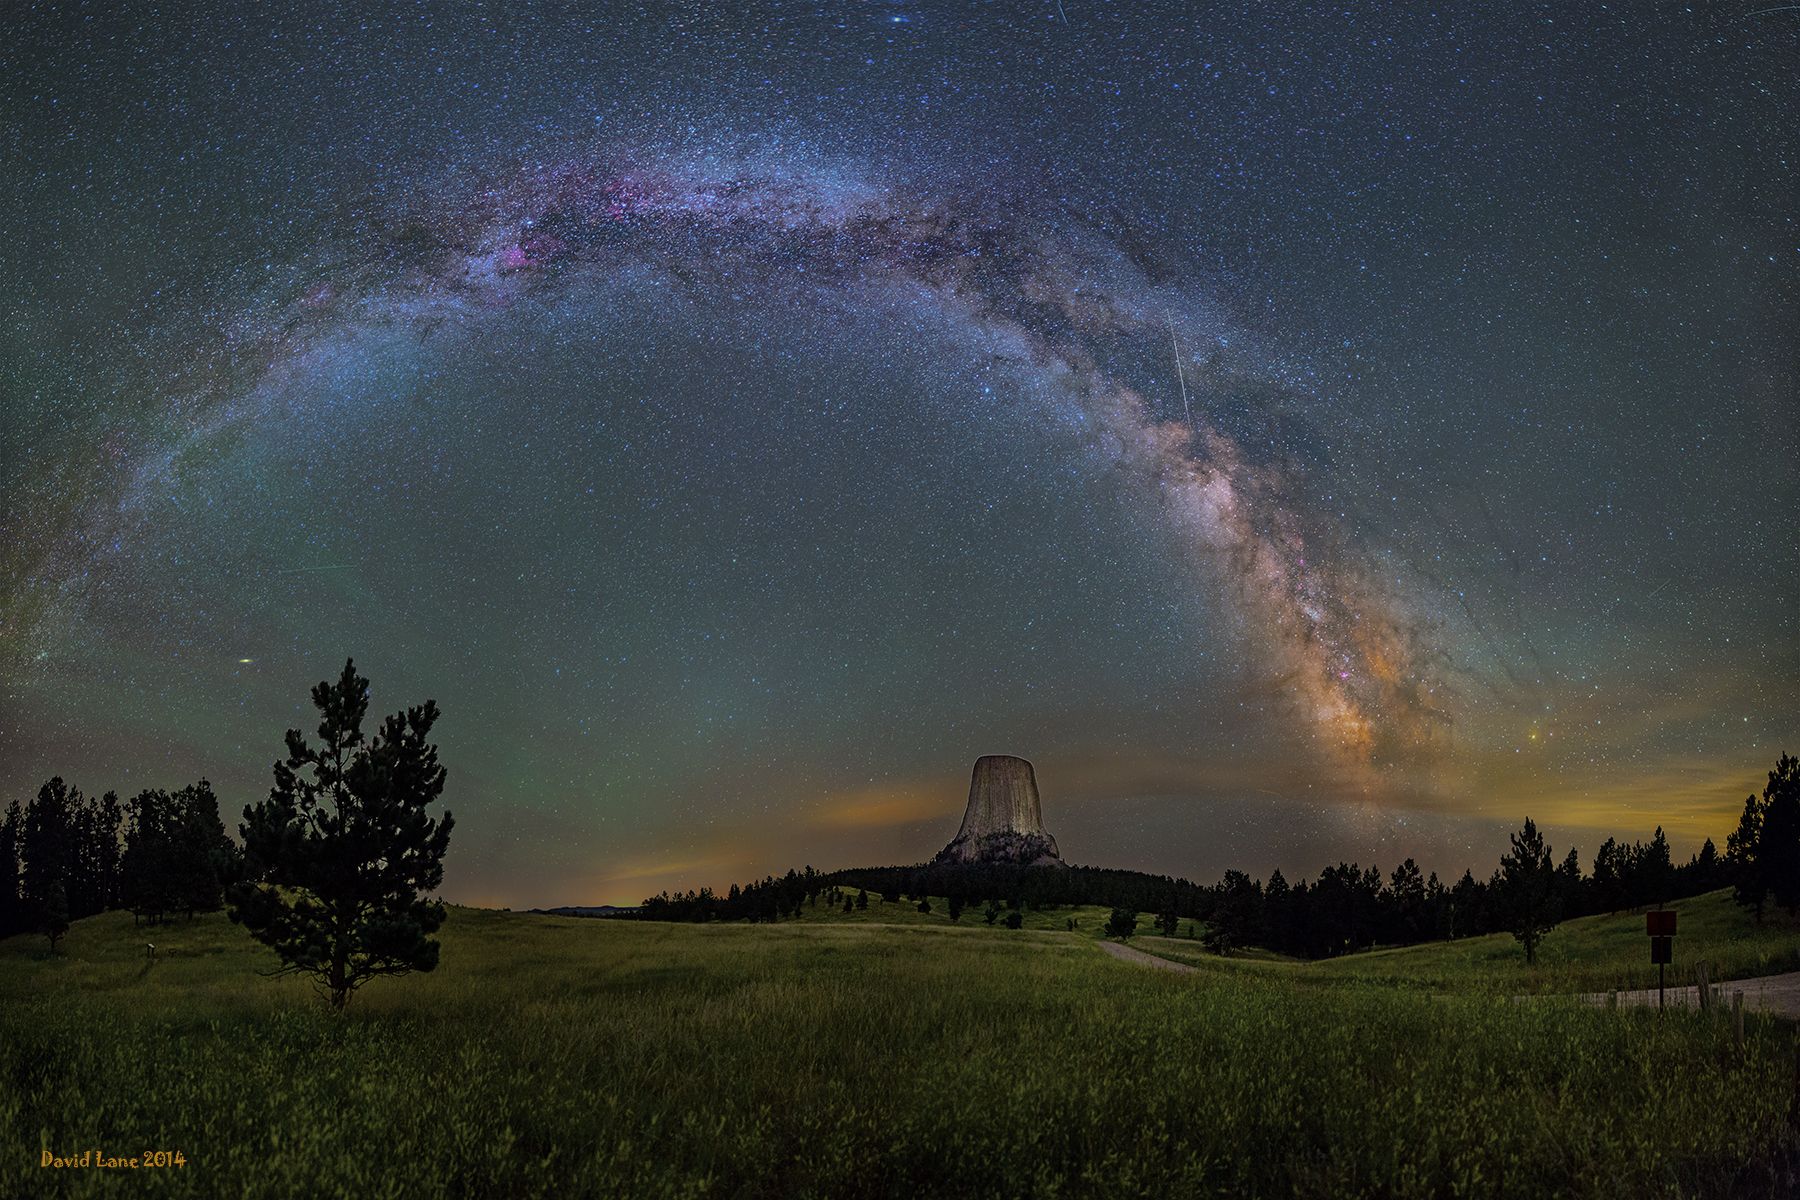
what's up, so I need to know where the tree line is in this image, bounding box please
[637,861,1213,926]
[639,751,1800,963]
[1725,752,1800,921]
[1,659,456,1012]
[1188,819,1711,962]
[0,778,241,947]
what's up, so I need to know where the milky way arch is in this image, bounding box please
[7,152,1453,775]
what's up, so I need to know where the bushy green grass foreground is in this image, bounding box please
[2,904,1795,1199]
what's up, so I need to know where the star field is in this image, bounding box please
[1,2,1794,905]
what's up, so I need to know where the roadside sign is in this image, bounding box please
[1646,910,1677,1008]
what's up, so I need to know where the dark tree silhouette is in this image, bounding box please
[229,660,454,1011]
[122,789,181,923]
[1388,858,1426,942]
[1727,791,1767,920]
[21,778,80,946]
[1640,827,1674,908]
[1498,818,1560,964]
[179,781,240,914]
[1555,847,1584,918]
[1592,838,1627,914]
[3,780,130,937]
[41,880,70,952]
[0,800,21,937]
[1002,910,1023,929]
[92,791,124,911]
[1687,838,1721,892]
[1449,869,1485,940]
[1206,869,1262,955]
[1757,754,1800,916]
[947,893,965,921]
[121,782,237,923]
[1105,907,1137,939]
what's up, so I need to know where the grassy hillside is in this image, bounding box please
[788,886,1800,995]
[1315,889,1800,993]
[3,905,1796,1198]
[1130,889,1800,995]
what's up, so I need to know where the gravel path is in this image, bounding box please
[1097,940,1202,973]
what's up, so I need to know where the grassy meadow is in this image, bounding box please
[3,899,1797,1198]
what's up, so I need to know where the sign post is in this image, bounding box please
[1647,910,1677,1010]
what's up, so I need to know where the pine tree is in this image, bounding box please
[173,781,236,916]
[21,779,80,943]
[1498,817,1561,964]
[41,880,70,952]
[1689,838,1720,891]
[1556,846,1584,918]
[1425,872,1452,940]
[94,791,124,912]
[1641,827,1674,908]
[1759,754,1800,915]
[1450,869,1484,938]
[229,660,454,1011]
[1726,791,1767,920]
[1206,870,1262,955]
[0,800,21,937]
[1388,858,1426,941]
[1264,868,1291,950]
[123,789,185,924]
[1592,838,1626,913]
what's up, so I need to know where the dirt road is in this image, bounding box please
[1097,940,1202,974]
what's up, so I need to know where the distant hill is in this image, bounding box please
[532,905,642,919]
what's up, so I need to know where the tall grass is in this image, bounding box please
[2,907,1794,1198]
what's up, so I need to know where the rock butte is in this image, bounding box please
[933,754,1065,868]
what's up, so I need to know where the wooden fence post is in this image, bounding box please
[1732,990,1745,1053]
[1695,960,1710,1012]
[1790,1043,1800,1134]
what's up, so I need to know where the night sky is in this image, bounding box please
[3,3,1794,906]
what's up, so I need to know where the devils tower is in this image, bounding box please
[933,754,1065,867]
